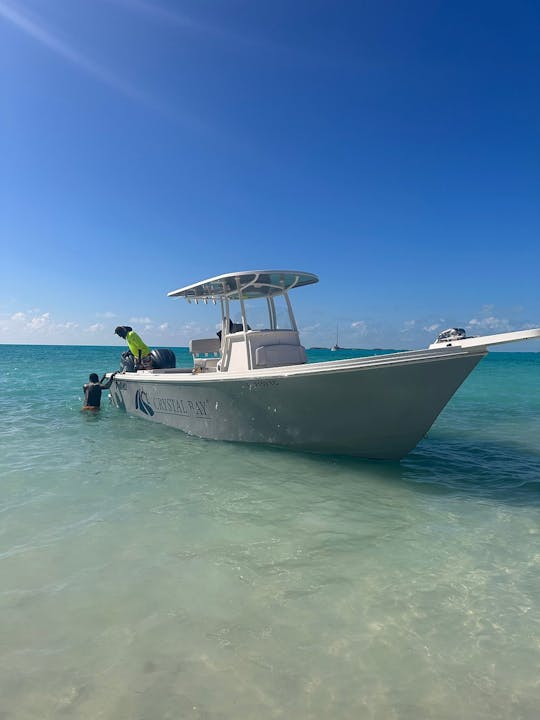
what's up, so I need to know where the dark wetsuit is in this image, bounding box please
[82,376,114,409]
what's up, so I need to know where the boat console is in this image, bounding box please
[220,329,306,372]
[168,271,317,374]
[188,328,307,373]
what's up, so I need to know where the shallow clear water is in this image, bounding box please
[1,345,539,719]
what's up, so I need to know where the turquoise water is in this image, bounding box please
[1,345,539,719]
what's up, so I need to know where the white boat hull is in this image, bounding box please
[110,347,486,460]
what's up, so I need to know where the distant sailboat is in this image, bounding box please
[331,323,342,351]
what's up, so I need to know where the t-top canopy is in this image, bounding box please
[168,270,319,301]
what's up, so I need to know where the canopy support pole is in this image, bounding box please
[238,293,252,370]
[284,291,298,331]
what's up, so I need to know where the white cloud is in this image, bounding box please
[9,311,53,330]
[129,316,153,325]
[467,316,511,332]
[351,320,368,335]
[27,312,51,329]
[480,304,495,315]
[96,311,117,319]
[400,320,416,333]
[86,323,105,333]
[423,323,440,332]
[299,322,321,334]
[1,309,82,341]
[1,308,202,345]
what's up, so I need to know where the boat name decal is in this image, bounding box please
[135,389,154,416]
[151,396,210,418]
[244,379,279,391]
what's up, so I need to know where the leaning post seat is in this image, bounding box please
[221,329,307,371]
[189,338,221,355]
[246,330,307,369]
[189,338,221,371]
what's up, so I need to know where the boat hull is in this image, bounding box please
[109,349,485,460]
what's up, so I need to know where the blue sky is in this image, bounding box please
[1,0,539,350]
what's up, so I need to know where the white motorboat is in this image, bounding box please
[108,270,540,460]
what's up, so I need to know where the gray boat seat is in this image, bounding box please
[254,344,307,368]
[190,338,221,356]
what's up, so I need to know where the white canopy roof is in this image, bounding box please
[168,270,319,301]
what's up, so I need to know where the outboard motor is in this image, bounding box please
[120,350,136,372]
[150,348,176,369]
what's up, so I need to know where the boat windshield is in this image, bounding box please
[237,295,295,331]
[272,294,295,330]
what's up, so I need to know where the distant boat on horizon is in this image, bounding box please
[331,323,343,351]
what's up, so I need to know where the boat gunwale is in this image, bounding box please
[111,346,488,385]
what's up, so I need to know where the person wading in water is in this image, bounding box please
[82,373,116,411]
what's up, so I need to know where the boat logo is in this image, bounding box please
[135,389,154,416]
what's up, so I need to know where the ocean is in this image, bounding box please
[1,345,539,719]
